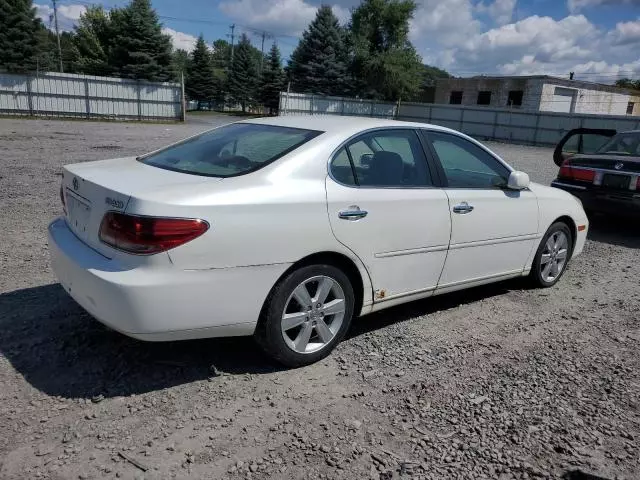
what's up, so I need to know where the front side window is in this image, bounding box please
[427,131,510,188]
[140,123,322,177]
[330,129,432,187]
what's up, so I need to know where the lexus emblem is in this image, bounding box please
[614,162,624,170]
[72,177,79,191]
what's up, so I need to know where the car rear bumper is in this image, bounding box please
[48,217,290,341]
[551,181,640,216]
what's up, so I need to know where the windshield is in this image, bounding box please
[596,132,640,156]
[139,123,323,177]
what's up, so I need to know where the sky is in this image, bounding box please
[34,0,640,84]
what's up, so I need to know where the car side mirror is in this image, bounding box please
[507,171,530,190]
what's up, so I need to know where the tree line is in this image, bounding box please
[0,0,451,113]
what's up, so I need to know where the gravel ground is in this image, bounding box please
[0,116,638,480]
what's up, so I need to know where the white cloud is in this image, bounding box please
[432,13,640,83]
[476,0,517,25]
[608,19,640,45]
[410,0,480,48]
[162,28,198,52]
[218,0,349,36]
[34,3,86,31]
[568,0,640,13]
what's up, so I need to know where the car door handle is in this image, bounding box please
[453,202,474,214]
[338,206,368,220]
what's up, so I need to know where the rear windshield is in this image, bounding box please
[596,132,640,156]
[139,123,322,177]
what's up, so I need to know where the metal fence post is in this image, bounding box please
[341,97,346,115]
[491,110,499,140]
[310,95,314,115]
[84,76,91,119]
[136,80,142,121]
[180,72,186,122]
[533,113,541,146]
[459,108,464,131]
[25,74,34,116]
[370,100,375,117]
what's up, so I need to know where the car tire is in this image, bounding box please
[529,222,573,288]
[255,264,355,367]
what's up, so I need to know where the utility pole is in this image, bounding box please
[255,31,272,73]
[260,32,266,72]
[52,0,63,73]
[228,24,235,65]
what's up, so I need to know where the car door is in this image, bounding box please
[422,130,539,291]
[325,128,451,303]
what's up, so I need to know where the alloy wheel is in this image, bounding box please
[540,230,569,282]
[280,275,346,354]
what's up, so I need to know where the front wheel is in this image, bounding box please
[529,222,573,288]
[255,265,355,367]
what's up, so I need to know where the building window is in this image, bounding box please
[449,91,463,104]
[507,90,523,107]
[477,91,491,105]
[627,102,635,115]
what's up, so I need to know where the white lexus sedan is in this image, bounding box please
[49,116,588,366]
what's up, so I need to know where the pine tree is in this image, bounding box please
[109,0,173,81]
[0,0,42,72]
[288,6,349,96]
[74,6,113,76]
[349,0,423,101]
[227,34,258,112]
[186,36,216,108]
[171,49,189,82]
[259,43,284,114]
[210,39,231,105]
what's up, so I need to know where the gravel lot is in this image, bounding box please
[1,116,638,480]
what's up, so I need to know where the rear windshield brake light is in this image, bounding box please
[99,212,209,255]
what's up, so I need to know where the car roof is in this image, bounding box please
[239,115,459,137]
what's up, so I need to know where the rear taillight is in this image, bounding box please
[60,184,66,214]
[558,161,595,183]
[99,212,209,254]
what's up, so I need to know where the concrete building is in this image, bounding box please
[434,76,640,116]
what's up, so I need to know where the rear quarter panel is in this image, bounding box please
[125,135,363,270]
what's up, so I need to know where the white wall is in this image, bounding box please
[539,83,630,116]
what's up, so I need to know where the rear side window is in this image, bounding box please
[140,123,322,177]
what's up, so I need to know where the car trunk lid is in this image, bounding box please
[62,156,222,258]
[559,154,640,192]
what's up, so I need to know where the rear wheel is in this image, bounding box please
[529,222,573,288]
[255,265,355,367]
